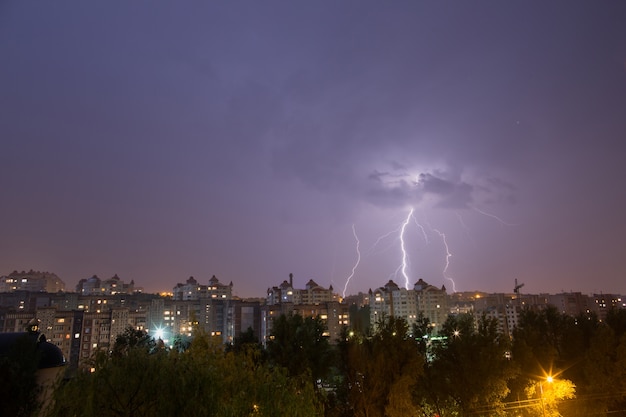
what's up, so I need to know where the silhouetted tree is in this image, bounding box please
[226,326,263,355]
[0,334,42,417]
[47,328,322,417]
[111,326,155,357]
[427,313,515,416]
[267,313,334,386]
[342,315,423,417]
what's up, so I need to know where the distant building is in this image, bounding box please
[369,280,407,326]
[172,275,233,301]
[2,271,625,368]
[368,278,448,334]
[592,293,625,321]
[266,273,336,306]
[0,270,65,293]
[76,274,141,296]
[548,292,595,317]
[414,279,448,333]
[260,300,349,345]
[262,274,345,344]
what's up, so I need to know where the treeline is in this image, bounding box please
[12,307,626,416]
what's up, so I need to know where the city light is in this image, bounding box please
[154,326,165,340]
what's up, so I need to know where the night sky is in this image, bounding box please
[2,1,626,298]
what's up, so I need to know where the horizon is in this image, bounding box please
[2,268,623,299]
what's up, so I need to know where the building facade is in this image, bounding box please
[1,270,65,293]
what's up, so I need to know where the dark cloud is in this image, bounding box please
[363,170,478,210]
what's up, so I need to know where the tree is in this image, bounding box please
[47,328,322,417]
[226,326,263,356]
[266,313,334,386]
[577,323,626,416]
[0,334,42,417]
[342,315,423,417]
[411,311,433,357]
[111,326,155,357]
[525,378,575,417]
[508,306,592,414]
[426,313,515,416]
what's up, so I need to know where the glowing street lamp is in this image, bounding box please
[539,375,554,417]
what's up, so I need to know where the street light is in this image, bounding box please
[539,375,554,417]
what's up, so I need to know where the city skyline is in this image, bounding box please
[2,268,623,300]
[2,2,626,298]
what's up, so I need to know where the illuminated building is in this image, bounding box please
[172,275,233,301]
[0,270,65,293]
[262,274,347,344]
[75,274,141,296]
[368,278,448,334]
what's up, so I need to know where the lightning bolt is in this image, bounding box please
[412,216,429,244]
[455,211,476,246]
[433,228,456,293]
[471,206,517,226]
[399,208,414,290]
[366,226,402,256]
[456,211,470,234]
[345,208,432,294]
[342,224,361,298]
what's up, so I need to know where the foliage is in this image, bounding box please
[509,307,572,404]
[266,313,334,385]
[348,304,370,335]
[111,326,156,357]
[46,328,322,417]
[341,315,423,417]
[510,307,565,376]
[226,326,264,357]
[525,378,575,417]
[42,307,626,416]
[577,323,626,415]
[0,334,42,417]
[423,313,515,416]
[411,311,433,357]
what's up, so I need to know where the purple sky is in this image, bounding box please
[1,1,626,298]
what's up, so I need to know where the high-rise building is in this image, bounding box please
[172,275,233,301]
[368,278,448,334]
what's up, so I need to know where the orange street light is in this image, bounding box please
[539,375,554,417]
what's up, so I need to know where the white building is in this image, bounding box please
[368,278,448,334]
[172,275,233,301]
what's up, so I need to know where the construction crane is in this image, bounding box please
[514,278,524,300]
